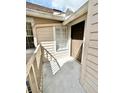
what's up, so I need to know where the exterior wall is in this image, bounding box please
[80,0,98,93]
[36,26,55,54]
[26,16,60,53]
[36,27,54,42]
[33,17,61,25]
[26,16,61,38]
[26,16,69,58]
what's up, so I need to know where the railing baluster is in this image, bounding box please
[29,67,38,93]
[50,56,52,61]
[46,52,48,59]
[26,43,60,93]
[26,76,32,93]
[32,64,39,93]
[27,44,43,93]
[40,44,60,69]
[33,58,40,89]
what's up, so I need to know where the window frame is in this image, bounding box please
[55,26,69,52]
[26,22,35,49]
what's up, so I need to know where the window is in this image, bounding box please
[26,22,35,49]
[55,26,68,51]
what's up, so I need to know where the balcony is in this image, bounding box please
[26,43,86,93]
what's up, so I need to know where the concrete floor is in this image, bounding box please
[43,59,86,93]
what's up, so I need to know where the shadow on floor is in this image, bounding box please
[43,60,86,93]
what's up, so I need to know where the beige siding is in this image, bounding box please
[36,26,69,57]
[54,50,69,58]
[83,82,97,93]
[80,0,98,93]
[33,17,61,25]
[36,27,54,42]
[26,16,69,63]
[36,27,55,54]
[41,41,55,54]
[26,16,61,25]
[26,16,61,38]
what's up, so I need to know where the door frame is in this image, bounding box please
[68,15,87,57]
[70,21,85,62]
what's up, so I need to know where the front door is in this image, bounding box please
[71,21,85,63]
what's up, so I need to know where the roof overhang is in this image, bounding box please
[26,8,65,21]
[63,1,88,25]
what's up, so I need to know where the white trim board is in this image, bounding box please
[26,8,65,21]
[63,1,88,25]
[34,23,62,28]
[68,14,87,27]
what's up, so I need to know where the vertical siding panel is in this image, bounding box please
[87,54,98,64]
[86,72,98,86]
[80,0,98,93]
[86,66,98,79]
[83,82,97,93]
[85,77,98,91]
[90,33,98,40]
[86,60,98,71]
[88,47,98,56]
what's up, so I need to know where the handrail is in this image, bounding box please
[26,43,61,93]
[26,44,41,78]
[40,44,61,68]
[26,44,42,93]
